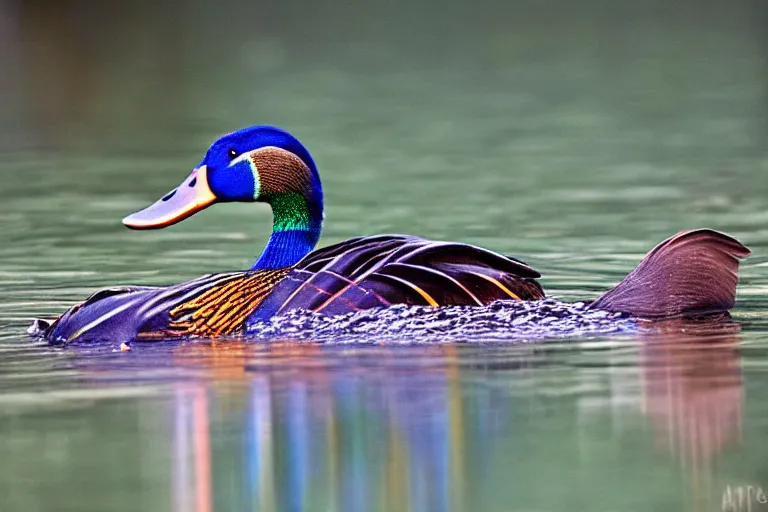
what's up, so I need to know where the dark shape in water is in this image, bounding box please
[29,126,751,345]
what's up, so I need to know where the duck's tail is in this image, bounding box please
[589,229,751,319]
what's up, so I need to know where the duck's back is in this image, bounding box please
[41,235,544,343]
[247,235,544,322]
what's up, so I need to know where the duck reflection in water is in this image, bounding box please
[639,317,744,509]
[165,320,745,512]
[170,343,488,512]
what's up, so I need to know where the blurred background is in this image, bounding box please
[1,1,768,511]
[2,0,768,260]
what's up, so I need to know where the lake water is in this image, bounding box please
[1,1,768,511]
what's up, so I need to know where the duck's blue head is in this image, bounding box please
[123,125,324,269]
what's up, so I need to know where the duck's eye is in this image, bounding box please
[228,149,238,159]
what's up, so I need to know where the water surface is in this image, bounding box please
[1,2,768,511]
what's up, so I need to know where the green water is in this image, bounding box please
[2,2,768,511]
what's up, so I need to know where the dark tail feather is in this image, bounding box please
[589,229,750,319]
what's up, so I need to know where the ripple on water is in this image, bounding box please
[245,298,638,344]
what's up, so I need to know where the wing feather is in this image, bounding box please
[248,236,545,320]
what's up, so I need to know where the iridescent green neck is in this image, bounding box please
[252,191,323,270]
[269,192,315,231]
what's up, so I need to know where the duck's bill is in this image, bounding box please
[122,166,216,229]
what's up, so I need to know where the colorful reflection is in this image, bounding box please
[167,321,745,512]
[169,344,491,512]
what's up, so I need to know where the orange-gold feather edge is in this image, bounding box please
[169,269,290,337]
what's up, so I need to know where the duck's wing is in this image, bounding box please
[168,269,289,336]
[42,236,542,342]
[43,270,290,343]
[249,235,544,320]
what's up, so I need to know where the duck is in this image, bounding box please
[36,125,751,344]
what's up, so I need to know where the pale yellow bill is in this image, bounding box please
[122,165,216,229]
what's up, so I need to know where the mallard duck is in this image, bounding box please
[37,126,750,344]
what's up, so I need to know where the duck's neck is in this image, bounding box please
[251,190,323,270]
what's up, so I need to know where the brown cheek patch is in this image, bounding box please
[251,147,314,197]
